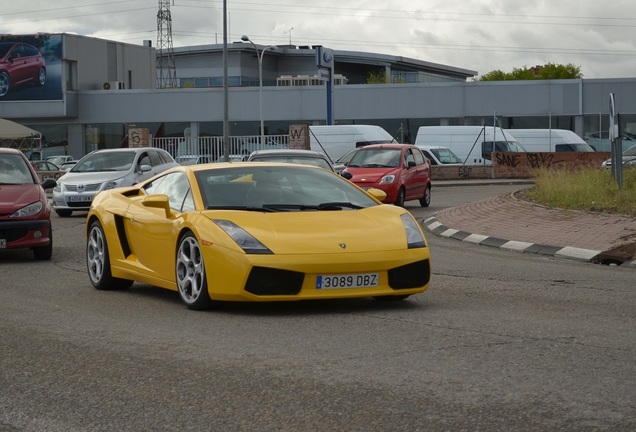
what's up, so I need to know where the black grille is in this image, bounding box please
[67,202,92,208]
[0,228,28,242]
[245,267,305,295]
[388,259,431,289]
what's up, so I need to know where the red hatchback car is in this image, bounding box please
[343,143,432,207]
[0,148,56,260]
[0,42,46,98]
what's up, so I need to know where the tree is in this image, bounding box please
[476,63,582,81]
[366,69,406,84]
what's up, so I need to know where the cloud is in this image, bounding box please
[3,0,636,78]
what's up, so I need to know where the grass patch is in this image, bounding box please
[526,166,636,217]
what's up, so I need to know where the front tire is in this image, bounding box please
[33,222,53,261]
[420,184,431,207]
[176,232,213,310]
[395,187,406,207]
[86,220,133,290]
[0,72,10,98]
[373,295,411,302]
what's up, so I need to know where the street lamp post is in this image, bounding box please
[241,35,276,146]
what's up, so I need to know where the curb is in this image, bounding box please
[422,214,636,267]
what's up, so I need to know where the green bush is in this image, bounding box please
[527,166,636,216]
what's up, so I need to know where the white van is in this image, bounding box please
[414,126,525,165]
[309,125,395,162]
[505,129,595,152]
[417,145,463,165]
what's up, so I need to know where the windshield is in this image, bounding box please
[195,165,379,211]
[0,153,36,184]
[347,148,401,168]
[624,145,636,157]
[430,148,462,164]
[72,151,136,173]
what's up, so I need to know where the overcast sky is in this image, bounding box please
[3,0,636,79]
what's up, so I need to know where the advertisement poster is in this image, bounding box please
[0,33,63,101]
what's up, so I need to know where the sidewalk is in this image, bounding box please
[423,188,636,267]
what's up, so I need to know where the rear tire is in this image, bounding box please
[37,68,46,86]
[420,184,431,207]
[86,220,133,290]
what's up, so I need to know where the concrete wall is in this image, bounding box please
[431,152,611,180]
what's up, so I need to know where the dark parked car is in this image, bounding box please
[0,42,46,98]
[0,148,56,260]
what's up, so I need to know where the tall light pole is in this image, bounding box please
[241,35,276,146]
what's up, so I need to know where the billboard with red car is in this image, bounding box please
[0,34,62,101]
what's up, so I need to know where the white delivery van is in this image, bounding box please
[417,145,463,165]
[309,125,396,162]
[505,129,595,152]
[414,126,525,165]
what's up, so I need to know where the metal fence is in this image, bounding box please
[152,135,289,162]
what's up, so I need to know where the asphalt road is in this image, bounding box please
[1,184,634,431]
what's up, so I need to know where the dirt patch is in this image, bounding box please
[593,243,636,266]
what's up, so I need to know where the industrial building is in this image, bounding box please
[1,32,635,159]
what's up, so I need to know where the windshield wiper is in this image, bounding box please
[206,205,277,212]
[317,202,363,210]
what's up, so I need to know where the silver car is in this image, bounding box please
[247,149,335,172]
[52,147,178,217]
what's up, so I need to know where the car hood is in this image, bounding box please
[0,184,42,214]
[60,171,127,184]
[602,155,636,165]
[344,167,398,183]
[203,205,412,254]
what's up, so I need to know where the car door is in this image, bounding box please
[403,148,429,200]
[9,45,29,84]
[131,151,157,184]
[123,172,194,282]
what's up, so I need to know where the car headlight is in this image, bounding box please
[103,178,125,190]
[214,219,272,254]
[379,174,396,184]
[11,201,43,218]
[400,213,426,249]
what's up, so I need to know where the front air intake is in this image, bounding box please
[388,259,431,289]
[245,267,305,295]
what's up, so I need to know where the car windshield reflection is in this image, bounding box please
[196,165,379,211]
[72,151,136,173]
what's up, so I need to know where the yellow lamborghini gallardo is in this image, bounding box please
[85,163,431,310]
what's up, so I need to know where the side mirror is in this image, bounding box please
[41,178,57,190]
[139,164,152,173]
[142,194,171,218]
[340,171,353,180]
[407,161,416,168]
[366,188,387,202]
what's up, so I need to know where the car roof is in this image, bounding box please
[357,143,417,150]
[0,147,23,155]
[250,149,327,158]
[185,161,328,173]
[89,147,159,154]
